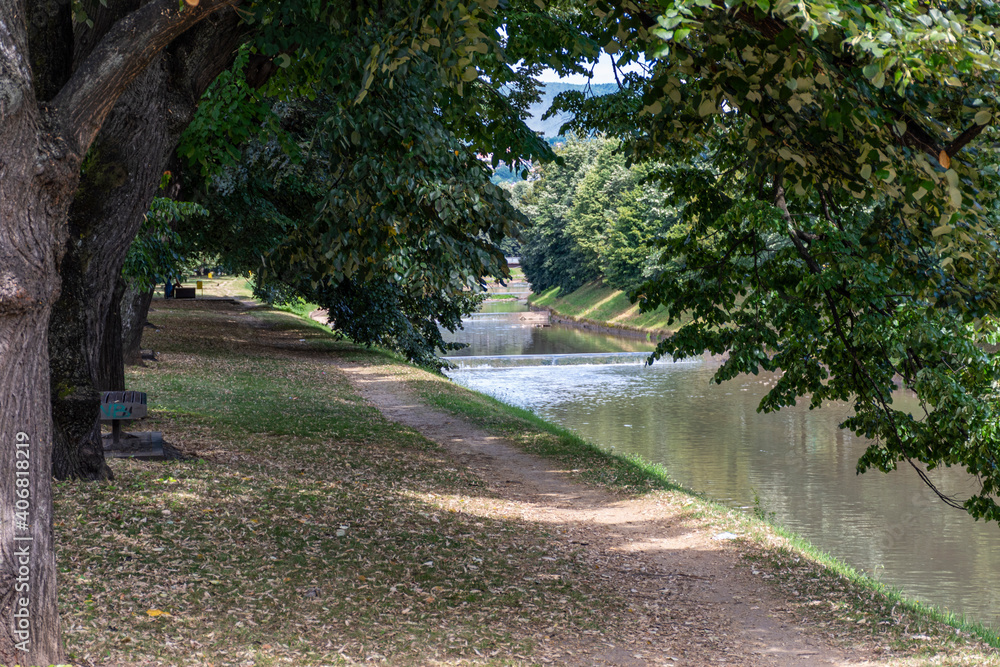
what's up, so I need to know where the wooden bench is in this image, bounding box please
[100,391,148,446]
[174,286,197,299]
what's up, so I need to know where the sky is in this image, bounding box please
[534,51,645,85]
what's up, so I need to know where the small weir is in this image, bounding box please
[463,311,549,323]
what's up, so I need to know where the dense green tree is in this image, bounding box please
[518,136,672,293]
[557,0,1000,521]
[567,139,670,288]
[176,0,585,366]
[179,86,511,367]
[567,142,622,276]
[603,183,671,288]
[520,137,604,292]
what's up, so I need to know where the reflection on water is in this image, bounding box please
[443,319,656,357]
[444,329,1000,629]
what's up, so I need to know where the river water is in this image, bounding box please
[442,304,1000,629]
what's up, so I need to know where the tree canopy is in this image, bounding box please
[554,0,1000,522]
[175,0,588,366]
[517,135,675,293]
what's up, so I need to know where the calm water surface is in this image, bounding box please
[445,303,656,358]
[442,317,1000,629]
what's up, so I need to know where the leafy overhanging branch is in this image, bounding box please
[561,0,1000,521]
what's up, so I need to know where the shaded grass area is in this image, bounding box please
[55,301,635,666]
[529,282,683,334]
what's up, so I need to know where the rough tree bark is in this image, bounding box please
[0,0,239,660]
[49,56,168,480]
[99,278,127,392]
[0,23,71,661]
[49,4,246,481]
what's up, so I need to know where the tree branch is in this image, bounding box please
[49,0,240,157]
[945,123,988,158]
[773,174,823,274]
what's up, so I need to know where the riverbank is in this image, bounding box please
[528,282,680,341]
[54,297,1000,665]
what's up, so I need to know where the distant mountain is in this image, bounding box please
[524,82,618,137]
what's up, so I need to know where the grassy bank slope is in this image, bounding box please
[529,282,684,335]
[53,299,999,665]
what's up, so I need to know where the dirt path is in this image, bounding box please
[339,363,880,667]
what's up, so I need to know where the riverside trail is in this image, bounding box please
[52,296,996,665]
[337,361,877,666]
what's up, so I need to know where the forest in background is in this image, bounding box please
[507,135,678,295]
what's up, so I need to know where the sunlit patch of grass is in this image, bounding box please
[270,297,322,321]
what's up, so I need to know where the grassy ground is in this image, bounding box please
[528,282,687,335]
[54,299,1000,666]
[55,301,639,666]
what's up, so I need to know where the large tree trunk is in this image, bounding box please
[1,10,73,662]
[49,55,169,481]
[49,5,247,480]
[100,278,128,391]
[0,0,241,658]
